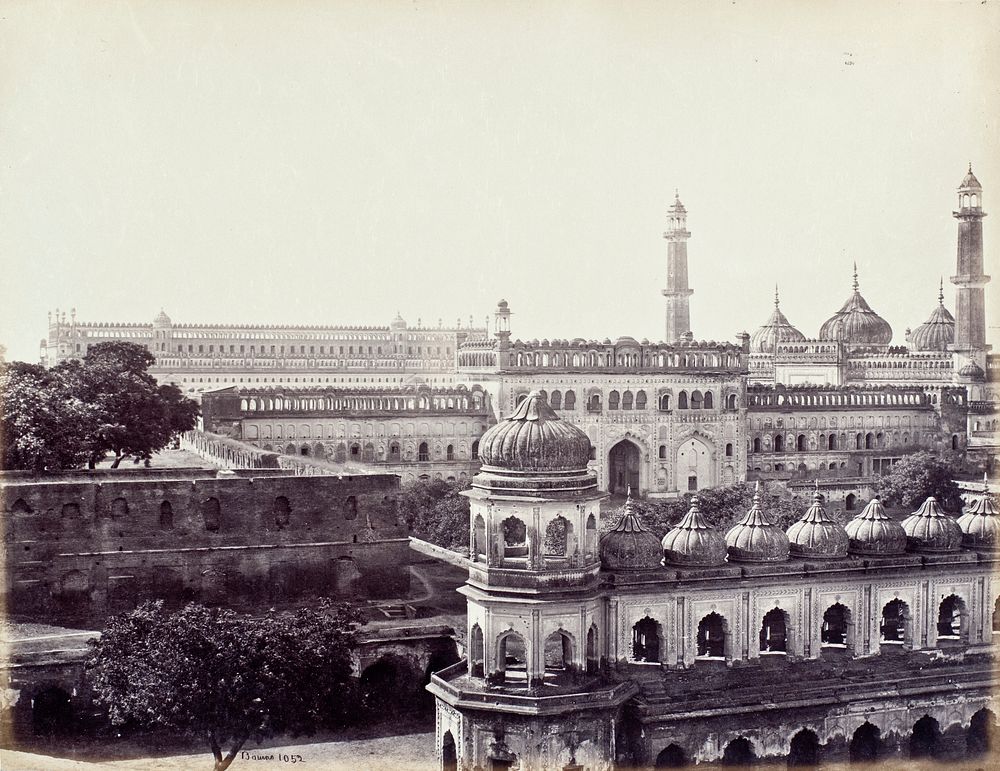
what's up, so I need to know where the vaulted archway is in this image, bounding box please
[608,439,641,494]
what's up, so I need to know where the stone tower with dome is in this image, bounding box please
[662,192,694,343]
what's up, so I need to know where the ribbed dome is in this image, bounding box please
[661,496,728,567]
[956,477,1000,551]
[478,391,591,472]
[725,484,790,563]
[819,266,893,347]
[599,492,662,571]
[153,309,172,326]
[845,498,907,556]
[908,282,955,352]
[786,487,849,559]
[957,359,986,381]
[901,496,963,552]
[750,287,806,353]
[960,165,982,191]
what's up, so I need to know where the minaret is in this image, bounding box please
[951,165,990,359]
[662,192,693,342]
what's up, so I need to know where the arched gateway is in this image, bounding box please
[608,439,641,494]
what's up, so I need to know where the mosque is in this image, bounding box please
[427,391,998,768]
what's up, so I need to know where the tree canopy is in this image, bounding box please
[874,451,964,512]
[87,600,365,771]
[398,478,471,551]
[0,341,199,471]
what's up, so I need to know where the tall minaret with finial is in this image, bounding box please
[952,164,990,361]
[662,191,693,342]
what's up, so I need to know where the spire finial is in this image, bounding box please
[985,472,990,494]
[938,277,944,305]
[774,284,780,308]
[626,484,632,501]
[852,262,859,292]
[753,480,762,503]
[969,161,973,174]
[674,188,679,200]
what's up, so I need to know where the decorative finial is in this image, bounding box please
[969,161,973,174]
[674,188,679,200]
[626,484,632,501]
[985,472,991,494]
[938,277,944,305]
[753,480,762,502]
[774,284,780,308]
[852,262,859,292]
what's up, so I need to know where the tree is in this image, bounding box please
[398,478,471,551]
[0,362,99,472]
[0,341,200,471]
[874,451,964,512]
[87,600,365,771]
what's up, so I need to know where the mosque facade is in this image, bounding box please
[427,392,999,769]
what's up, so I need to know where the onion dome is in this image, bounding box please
[750,286,806,353]
[956,476,1000,550]
[957,359,986,381]
[725,483,790,563]
[390,312,407,329]
[477,391,591,472]
[661,496,728,567]
[153,308,172,326]
[786,485,849,559]
[845,497,907,555]
[818,265,893,347]
[599,489,662,571]
[908,280,955,352]
[901,496,963,552]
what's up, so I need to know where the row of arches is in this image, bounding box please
[238,390,485,413]
[631,594,985,664]
[749,430,918,454]
[652,710,996,767]
[746,388,929,408]
[246,419,485,440]
[468,624,600,687]
[509,348,741,370]
[264,439,480,464]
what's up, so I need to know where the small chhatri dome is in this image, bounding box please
[901,496,963,552]
[960,163,982,191]
[725,483,790,563]
[477,391,591,472]
[818,265,893,347]
[957,359,986,381]
[599,489,662,571]
[956,475,1000,551]
[845,497,907,556]
[668,190,687,214]
[661,496,728,567]
[390,312,407,329]
[750,285,806,353]
[786,485,849,559]
[908,280,955,352]
[153,308,171,326]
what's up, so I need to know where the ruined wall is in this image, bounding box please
[1,472,411,625]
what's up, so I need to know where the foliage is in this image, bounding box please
[618,482,811,540]
[0,342,200,471]
[0,362,99,472]
[874,451,964,512]
[398,478,471,551]
[87,600,365,771]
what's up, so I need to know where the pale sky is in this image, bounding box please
[2,1,998,362]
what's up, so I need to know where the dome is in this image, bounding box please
[750,287,806,353]
[599,491,662,571]
[818,266,893,347]
[477,391,591,472]
[786,487,849,559]
[661,497,727,567]
[956,477,1000,551]
[153,309,172,326]
[908,282,954,352]
[901,497,963,552]
[957,359,986,381]
[845,497,906,555]
[725,484,790,563]
[960,164,982,191]
[390,312,407,329]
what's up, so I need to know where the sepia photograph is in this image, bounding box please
[1,1,998,769]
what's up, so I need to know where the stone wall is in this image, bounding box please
[1,471,411,625]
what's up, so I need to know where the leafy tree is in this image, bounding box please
[399,478,470,551]
[874,451,964,512]
[0,341,200,471]
[0,362,98,472]
[87,600,365,771]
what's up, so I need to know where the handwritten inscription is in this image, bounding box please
[240,752,306,763]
